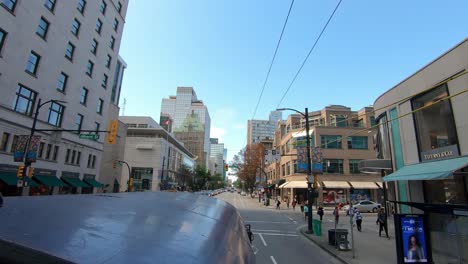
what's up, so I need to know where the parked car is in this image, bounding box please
[240,191,246,196]
[343,200,381,213]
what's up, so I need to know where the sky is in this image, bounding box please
[118,0,467,164]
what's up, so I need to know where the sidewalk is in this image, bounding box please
[299,212,397,264]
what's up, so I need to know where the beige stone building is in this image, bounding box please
[266,105,382,206]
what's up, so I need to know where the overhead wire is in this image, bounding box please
[251,0,295,119]
[276,0,343,108]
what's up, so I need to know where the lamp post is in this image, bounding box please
[277,107,314,233]
[22,99,66,193]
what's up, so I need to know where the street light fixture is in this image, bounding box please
[276,107,314,233]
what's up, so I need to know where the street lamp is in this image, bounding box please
[22,99,67,192]
[277,107,314,233]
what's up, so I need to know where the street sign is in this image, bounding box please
[17,179,23,187]
[79,134,99,140]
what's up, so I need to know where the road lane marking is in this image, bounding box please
[287,216,293,221]
[252,229,296,234]
[270,256,278,264]
[252,245,259,255]
[245,221,293,224]
[254,232,298,237]
[258,233,267,247]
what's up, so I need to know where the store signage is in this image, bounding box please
[421,145,459,162]
[399,215,429,263]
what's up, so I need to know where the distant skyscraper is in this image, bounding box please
[209,138,224,177]
[161,87,211,167]
[247,111,282,144]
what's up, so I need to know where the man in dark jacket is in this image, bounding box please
[376,208,389,238]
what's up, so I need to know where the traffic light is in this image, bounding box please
[27,167,34,178]
[224,164,228,171]
[17,165,25,178]
[106,120,118,144]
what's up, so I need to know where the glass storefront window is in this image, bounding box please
[322,159,344,174]
[412,84,458,154]
[423,175,467,204]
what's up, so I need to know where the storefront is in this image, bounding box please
[0,164,23,196]
[60,172,89,194]
[83,174,104,193]
[348,181,380,204]
[321,181,350,205]
[30,169,67,196]
[132,168,153,191]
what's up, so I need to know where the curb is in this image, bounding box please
[299,228,349,264]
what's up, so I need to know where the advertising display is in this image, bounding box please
[397,215,430,263]
[350,189,371,204]
[296,146,308,173]
[322,189,345,205]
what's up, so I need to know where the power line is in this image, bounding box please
[277,0,343,108]
[251,0,295,119]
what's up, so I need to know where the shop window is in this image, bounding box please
[423,175,467,204]
[412,84,458,155]
[349,159,362,174]
[322,159,344,174]
[347,136,368,149]
[321,135,342,149]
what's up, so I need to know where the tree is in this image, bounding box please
[230,143,266,194]
[177,164,193,191]
[193,165,211,191]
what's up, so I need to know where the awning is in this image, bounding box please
[375,182,383,188]
[33,175,68,187]
[0,172,18,186]
[84,178,104,188]
[383,156,468,182]
[278,182,289,188]
[61,177,90,188]
[322,181,351,189]
[24,177,39,187]
[285,181,308,189]
[349,181,380,189]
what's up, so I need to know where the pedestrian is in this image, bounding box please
[276,199,281,210]
[355,209,363,231]
[376,208,389,238]
[304,202,309,221]
[286,197,290,209]
[292,199,297,210]
[333,206,340,224]
[317,205,324,221]
[300,200,305,213]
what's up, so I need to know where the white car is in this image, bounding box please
[345,200,381,213]
[240,191,246,196]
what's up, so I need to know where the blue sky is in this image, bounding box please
[119,0,467,163]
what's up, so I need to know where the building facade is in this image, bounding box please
[209,138,225,177]
[266,105,382,205]
[372,39,468,263]
[0,0,128,196]
[119,116,195,191]
[160,87,211,167]
[247,110,283,144]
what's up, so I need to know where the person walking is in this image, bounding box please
[292,198,297,211]
[300,200,305,213]
[376,208,389,238]
[304,202,309,221]
[286,197,290,209]
[333,206,340,224]
[355,209,363,231]
[317,206,324,221]
[276,198,281,210]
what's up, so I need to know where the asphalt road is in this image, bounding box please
[216,192,342,264]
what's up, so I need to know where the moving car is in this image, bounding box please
[344,200,381,213]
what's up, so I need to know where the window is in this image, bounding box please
[331,115,347,127]
[65,149,71,163]
[1,132,10,151]
[113,18,119,32]
[92,155,96,168]
[102,74,108,88]
[286,161,290,175]
[38,142,45,158]
[53,146,59,161]
[281,164,285,176]
[77,0,86,14]
[370,116,376,127]
[10,135,18,153]
[321,135,342,149]
[109,36,115,50]
[293,159,298,173]
[86,60,94,76]
[80,87,88,104]
[47,102,65,127]
[100,1,107,15]
[36,17,50,39]
[75,114,83,133]
[71,150,76,164]
[76,151,81,165]
[96,99,103,114]
[117,1,122,13]
[95,122,100,133]
[45,144,52,159]
[13,84,37,116]
[0,28,6,53]
[322,159,344,174]
[412,84,458,155]
[44,0,56,12]
[71,19,81,36]
[105,54,111,68]
[87,153,91,167]
[65,42,75,60]
[95,19,103,34]
[57,72,68,92]
[25,51,40,75]
[347,136,368,150]
[349,159,362,174]
[91,39,98,54]
[1,0,17,12]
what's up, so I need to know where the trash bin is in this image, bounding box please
[313,219,322,236]
[328,229,348,246]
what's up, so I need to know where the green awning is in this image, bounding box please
[0,172,18,186]
[61,177,90,188]
[33,175,68,187]
[25,177,39,187]
[384,156,468,182]
[84,178,104,188]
